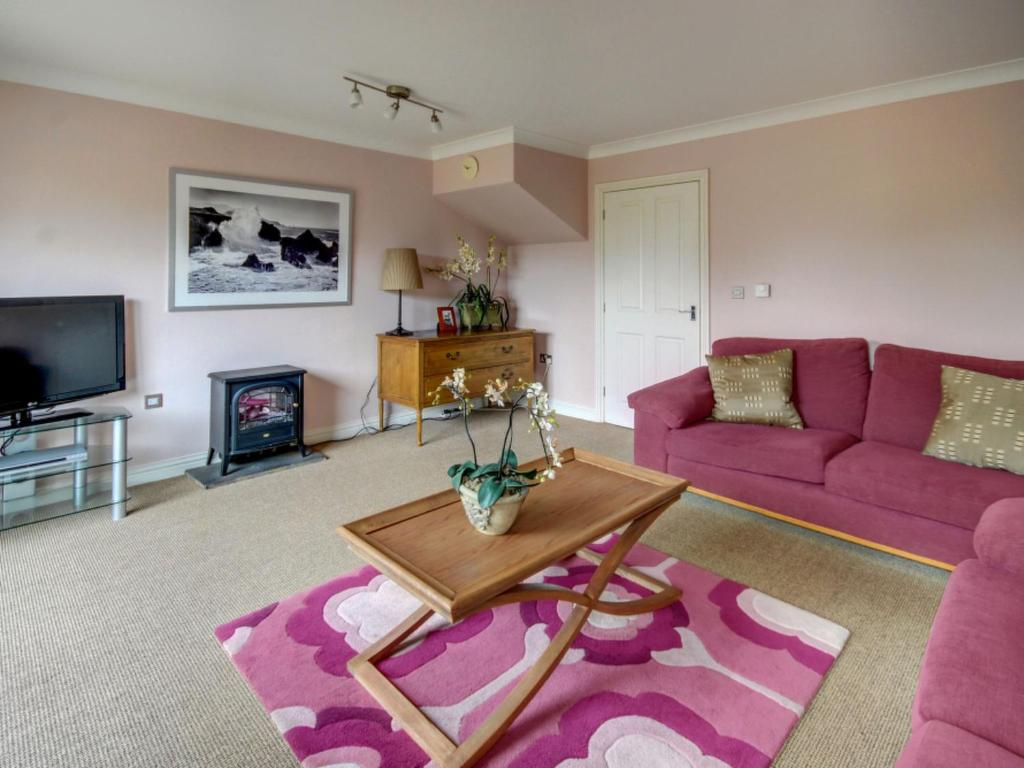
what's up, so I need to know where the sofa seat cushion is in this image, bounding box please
[665,421,858,484]
[913,559,1024,757]
[825,441,1024,529]
[896,721,1024,768]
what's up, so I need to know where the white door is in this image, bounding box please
[602,181,703,428]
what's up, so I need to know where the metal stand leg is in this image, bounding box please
[73,419,88,509]
[220,453,229,477]
[111,417,127,520]
[206,447,215,466]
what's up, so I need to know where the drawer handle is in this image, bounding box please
[501,345,514,353]
[502,369,514,380]
[445,351,461,360]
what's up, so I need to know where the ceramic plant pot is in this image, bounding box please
[458,483,529,535]
[457,301,484,330]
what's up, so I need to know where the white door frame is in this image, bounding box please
[594,170,710,424]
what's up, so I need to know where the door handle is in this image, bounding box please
[679,305,696,321]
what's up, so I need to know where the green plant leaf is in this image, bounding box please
[503,448,519,468]
[451,460,478,490]
[515,468,539,479]
[477,476,505,509]
[470,462,501,479]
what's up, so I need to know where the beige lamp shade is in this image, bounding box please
[380,248,423,291]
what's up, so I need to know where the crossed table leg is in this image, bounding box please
[347,502,680,768]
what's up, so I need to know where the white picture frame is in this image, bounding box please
[169,169,353,310]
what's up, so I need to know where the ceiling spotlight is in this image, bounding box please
[342,76,444,134]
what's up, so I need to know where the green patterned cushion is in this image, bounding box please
[923,366,1024,475]
[705,348,804,429]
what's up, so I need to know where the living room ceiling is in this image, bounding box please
[2,0,1023,159]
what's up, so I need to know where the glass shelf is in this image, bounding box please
[0,445,132,487]
[0,406,131,439]
[2,485,132,530]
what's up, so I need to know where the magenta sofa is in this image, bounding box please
[895,497,1024,767]
[628,337,1024,565]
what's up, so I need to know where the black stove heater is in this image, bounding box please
[207,365,308,476]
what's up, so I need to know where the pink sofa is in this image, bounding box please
[628,337,1024,565]
[895,497,1024,766]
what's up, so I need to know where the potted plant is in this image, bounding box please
[425,235,510,331]
[431,368,560,535]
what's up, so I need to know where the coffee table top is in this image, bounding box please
[338,448,688,621]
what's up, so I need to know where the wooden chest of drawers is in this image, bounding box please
[377,328,535,445]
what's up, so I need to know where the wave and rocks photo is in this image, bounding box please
[187,187,342,294]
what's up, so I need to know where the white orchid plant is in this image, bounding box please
[431,368,561,509]
[425,235,510,329]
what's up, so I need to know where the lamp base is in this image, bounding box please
[385,326,414,336]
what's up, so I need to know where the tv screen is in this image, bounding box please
[0,296,125,417]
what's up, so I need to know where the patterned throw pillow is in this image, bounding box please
[705,348,804,429]
[923,366,1024,475]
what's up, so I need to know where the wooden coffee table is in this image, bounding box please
[337,447,689,768]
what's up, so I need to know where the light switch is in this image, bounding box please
[145,393,163,409]
[754,283,771,298]
[730,286,745,299]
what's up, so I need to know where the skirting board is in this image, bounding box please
[688,487,956,572]
[127,401,600,487]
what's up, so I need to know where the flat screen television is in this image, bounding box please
[0,295,126,424]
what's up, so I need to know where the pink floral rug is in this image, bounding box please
[215,537,848,767]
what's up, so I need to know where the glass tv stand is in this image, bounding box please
[0,407,131,531]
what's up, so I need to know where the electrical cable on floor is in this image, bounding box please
[333,358,552,444]
[333,377,459,443]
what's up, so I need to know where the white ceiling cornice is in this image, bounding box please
[4,57,1022,164]
[430,127,588,160]
[586,58,1024,159]
[0,59,434,160]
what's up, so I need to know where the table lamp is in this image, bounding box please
[380,248,422,336]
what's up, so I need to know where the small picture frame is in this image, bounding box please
[437,306,459,333]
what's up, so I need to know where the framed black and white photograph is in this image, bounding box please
[169,170,352,310]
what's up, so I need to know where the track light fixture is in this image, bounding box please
[343,76,444,133]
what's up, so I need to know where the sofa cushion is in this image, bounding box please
[711,337,870,437]
[825,441,1024,530]
[896,721,1024,768]
[706,348,804,428]
[666,421,857,484]
[923,366,1024,475]
[913,559,1024,757]
[864,344,1024,451]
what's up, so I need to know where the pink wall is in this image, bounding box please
[0,81,486,468]
[432,144,514,194]
[512,145,587,238]
[512,80,1024,411]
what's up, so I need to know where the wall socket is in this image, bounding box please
[144,393,163,409]
[730,286,745,299]
[539,353,553,364]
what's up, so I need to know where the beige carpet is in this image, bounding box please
[0,412,947,767]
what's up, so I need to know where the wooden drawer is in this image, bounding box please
[424,360,534,402]
[424,335,532,375]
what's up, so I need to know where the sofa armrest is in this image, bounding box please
[626,366,714,429]
[974,498,1024,577]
